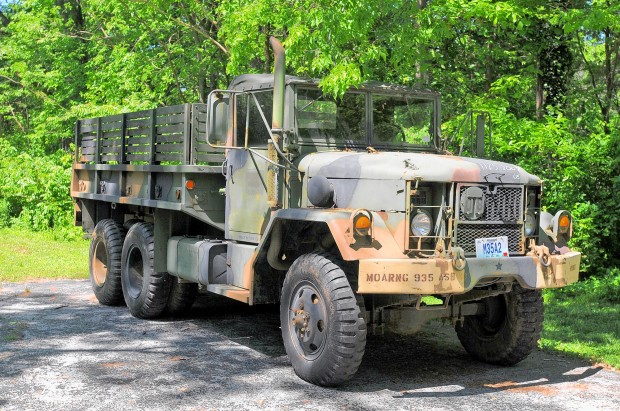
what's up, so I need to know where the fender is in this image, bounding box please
[258,208,407,269]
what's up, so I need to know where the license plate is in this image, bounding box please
[475,236,509,258]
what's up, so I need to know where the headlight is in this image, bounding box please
[411,209,433,236]
[525,210,537,236]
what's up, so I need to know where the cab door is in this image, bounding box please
[225,91,274,243]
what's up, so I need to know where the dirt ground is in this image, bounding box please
[0,280,618,411]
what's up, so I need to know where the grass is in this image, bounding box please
[541,274,620,369]
[0,227,618,369]
[0,227,89,282]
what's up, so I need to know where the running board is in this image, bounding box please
[206,284,250,304]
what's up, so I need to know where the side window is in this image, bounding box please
[236,91,274,147]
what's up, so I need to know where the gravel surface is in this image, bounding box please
[0,280,618,411]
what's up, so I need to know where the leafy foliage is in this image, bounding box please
[0,0,619,277]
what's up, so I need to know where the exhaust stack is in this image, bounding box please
[267,36,285,208]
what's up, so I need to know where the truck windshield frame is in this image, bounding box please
[295,86,439,151]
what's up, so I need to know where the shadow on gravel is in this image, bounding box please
[190,294,603,398]
[0,282,605,400]
[341,329,604,397]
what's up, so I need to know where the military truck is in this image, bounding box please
[71,38,581,386]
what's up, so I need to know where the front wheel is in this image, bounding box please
[280,253,366,387]
[455,283,543,365]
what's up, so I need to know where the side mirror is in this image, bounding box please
[207,91,230,147]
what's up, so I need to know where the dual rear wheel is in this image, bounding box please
[88,219,196,318]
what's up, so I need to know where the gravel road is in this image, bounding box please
[0,280,618,411]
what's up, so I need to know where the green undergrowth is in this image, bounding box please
[541,271,620,369]
[0,227,89,282]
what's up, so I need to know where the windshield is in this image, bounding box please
[296,87,435,149]
[372,95,434,146]
[297,89,366,145]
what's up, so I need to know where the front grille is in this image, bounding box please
[455,224,523,254]
[455,184,524,255]
[458,186,522,221]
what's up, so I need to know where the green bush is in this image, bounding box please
[0,140,75,234]
[554,268,620,304]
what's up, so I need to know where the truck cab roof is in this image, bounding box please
[228,74,440,98]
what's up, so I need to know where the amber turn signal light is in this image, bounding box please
[185,180,195,190]
[354,215,371,230]
[558,214,570,233]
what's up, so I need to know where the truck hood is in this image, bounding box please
[298,151,541,185]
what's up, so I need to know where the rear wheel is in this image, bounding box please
[281,253,366,387]
[89,219,125,306]
[455,283,543,365]
[165,279,198,317]
[121,222,171,319]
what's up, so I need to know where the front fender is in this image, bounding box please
[259,208,407,263]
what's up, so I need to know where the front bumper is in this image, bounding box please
[357,251,581,295]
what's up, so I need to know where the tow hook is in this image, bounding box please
[451,246,466,271]
[534,245,552,267]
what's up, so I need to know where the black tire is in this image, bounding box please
[455,283,543,365]
[121,222,171,319]
[89,219,125,306]
[280,253,366,387]
[165,279,198,317]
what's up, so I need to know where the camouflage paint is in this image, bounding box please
[299,152,541,186]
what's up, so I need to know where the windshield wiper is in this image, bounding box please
[300,93,324,111]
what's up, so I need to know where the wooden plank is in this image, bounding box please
[155,113,185,125]
[126,145,150,153]
[155,143,184,153]
[96,117,102,163]
[100,114,124,123]
[126,135,150,145]
[156,133,184,144]
[101,121,123,132]
[101,154,120,162]
[80,154,95,163]
[126,153,150,162]
[126,118,152,129]
[126,109,152,120]
[155,104,186,116]
[80,124,98,133]
[102,130,122,139]
[155,153,184,162]
[101,144,122,154]
[81,146,97,155]
[74,120,80,162]
[156,124,185,134]
[183,103,191,164]
[81,139,97,148]
[194,141,225,153]
[120,113,127,164]
[81,118,98,126]
[194,153,226,163]
[101,138,122,148]
[79,132,97,139]
[150,109,157,164]
[126,128,151,137]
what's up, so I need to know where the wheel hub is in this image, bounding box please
[288,283,327,359]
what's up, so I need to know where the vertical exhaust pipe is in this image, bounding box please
[267,36,285,208]
[270,36,285,135]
